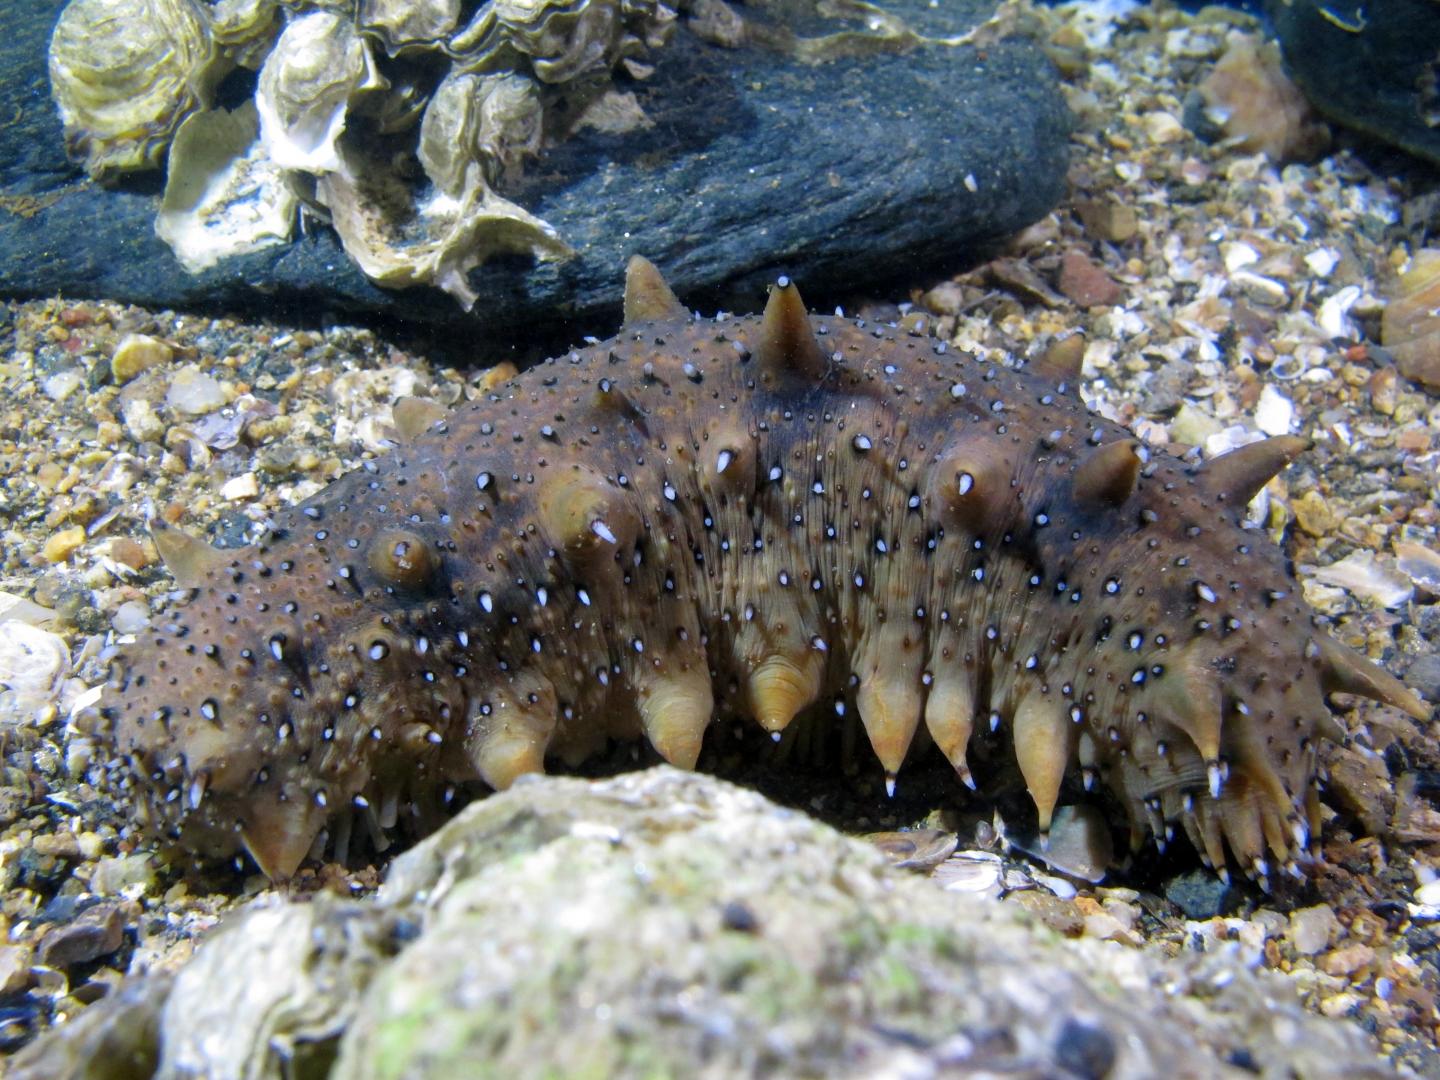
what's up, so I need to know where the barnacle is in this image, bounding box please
[47,0,678,305]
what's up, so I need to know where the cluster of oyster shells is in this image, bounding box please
[49,0,677,306]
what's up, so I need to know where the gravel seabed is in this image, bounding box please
[0,0,1438,1071]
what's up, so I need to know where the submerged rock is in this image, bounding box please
[10,769,1397,1079]
[0,0,1069,331]
[1266,0,1440,167]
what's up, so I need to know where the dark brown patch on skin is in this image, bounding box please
[96,258,1429,883]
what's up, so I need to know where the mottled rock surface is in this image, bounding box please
[1266,0,1440,167]
[0,0,1069,332]
[10,769,1397,1079]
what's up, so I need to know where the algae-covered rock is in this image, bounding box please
[9,769,1397,1079]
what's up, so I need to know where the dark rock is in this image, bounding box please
[0,0,1070,334]
[720,899,759,932]
[1164,868,1243,919]
[36,903,126,969]
[1266,0,1440,167]
[1054,1016,1118,1080]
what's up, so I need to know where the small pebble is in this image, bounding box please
[42,370,84,402]
[1414,878,1440,907]
[110,600,152,635]
[0,944,33,996]
[1321,943,1376,979]
[106,537,150,571]
[1291,490,1339,538]
[111,333,173,383]
[37,903,126,969]
[1304,247,1339,278]
[221,473,260,501]
[166,366,230,416]
[0,620,70,723]
[1287,904,1339,956]
[91,853,157,897]
[121,398,165,443]
[41,526,86,564]
[1058,249,1123,308]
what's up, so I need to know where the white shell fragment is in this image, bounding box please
[0,620,71,726]
[48,0,679,306]
[1309,550,1414,610]
[933,851,1004,895]
[1395,542,1440,594]
[1254,383,1295,436]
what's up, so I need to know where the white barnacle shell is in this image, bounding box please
[48,0,223,179]
[255,10,384,174]
[156,101,299,273]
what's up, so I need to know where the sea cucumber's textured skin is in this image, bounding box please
[97,268,1426,881]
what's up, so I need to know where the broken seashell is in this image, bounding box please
[1006,804,1112,884]
[1382,248,1440,390]
[0,621,71,726]
[156,102,299,273]
[864,828,959,871]
[1308,550,1414,610]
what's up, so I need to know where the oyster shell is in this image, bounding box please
[48,0,222,179]
[256,10,385,173]
[156,101,299,273]
[319,138,571,308]
[50,0,681,304]
[360,0,462,55]
[418,71,543,193]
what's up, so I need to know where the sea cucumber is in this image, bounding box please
[95,257,1429,882]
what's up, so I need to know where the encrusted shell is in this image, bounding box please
[256,10,383,173]
[359,0,462,55]
[48,0,678,303]
[318,139,571,307]
[156,101,298,273]
[48,0,221,178]
[210,0,284,66]
[418,71,542,194]
[450,0,673,82]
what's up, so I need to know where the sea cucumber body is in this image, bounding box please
[99,276,1421,880]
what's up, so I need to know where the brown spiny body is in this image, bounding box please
[98,259,1427,881]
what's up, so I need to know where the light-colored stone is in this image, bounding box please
[41,526,86,563]
[6,771,1402,1080]
[165,366,230,417]
[1288,904,1340,956]
[112,334,174,384]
